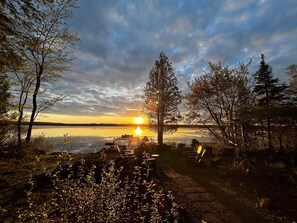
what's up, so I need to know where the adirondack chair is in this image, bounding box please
[186,145,206,163]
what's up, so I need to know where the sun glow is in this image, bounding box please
[135,117,143,125]
[35,113,140,124]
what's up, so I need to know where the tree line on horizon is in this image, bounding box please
[1,1,297,158]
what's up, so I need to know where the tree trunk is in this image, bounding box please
[17,109,23,154]
[157,130,163,145]
[267,117,272,150]
[159,71,165,145]
[26,68,42,143]
[17,90,27,155]
[157,109,164,145]
[265,88,272,150]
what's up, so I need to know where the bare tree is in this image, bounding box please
[7,0,79,152]
[24,0,79,143]
[286,64,297,97]
[185,61,252,148]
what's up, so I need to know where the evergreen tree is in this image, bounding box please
[253,54,287,106]
[143,52,182,145]
[253,54,287,150]
[0,73,12,146]
[0,74,11,116]
[0,0,36,72]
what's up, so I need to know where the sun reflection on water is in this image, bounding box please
[135,126,141,137]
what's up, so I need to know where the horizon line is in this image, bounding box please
[25,121,212,128]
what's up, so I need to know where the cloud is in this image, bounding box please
[43,0,297,119]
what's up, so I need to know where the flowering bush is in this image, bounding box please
[19,160,180,223]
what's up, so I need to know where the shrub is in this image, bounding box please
[19,160,180,222]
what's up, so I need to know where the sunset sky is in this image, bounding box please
[37,0,297,124]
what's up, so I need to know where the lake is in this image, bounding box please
[32,125,212,153]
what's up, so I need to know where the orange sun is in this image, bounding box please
[135,117,142,125]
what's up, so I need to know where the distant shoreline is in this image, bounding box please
[25,122,213,128]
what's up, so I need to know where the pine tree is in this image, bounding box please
[0,73,12,145]
[253,54,287,149]
[0,0,36,73]
[143,52,182,145]
[253,54,287,106]
[0,74,11,116]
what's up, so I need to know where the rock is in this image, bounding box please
[286,174,297,185]
[258,197,271,209]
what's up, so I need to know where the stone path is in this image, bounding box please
[157,155,284,223]
[163,170,244,223]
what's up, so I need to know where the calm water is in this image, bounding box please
[32,125,212,153]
